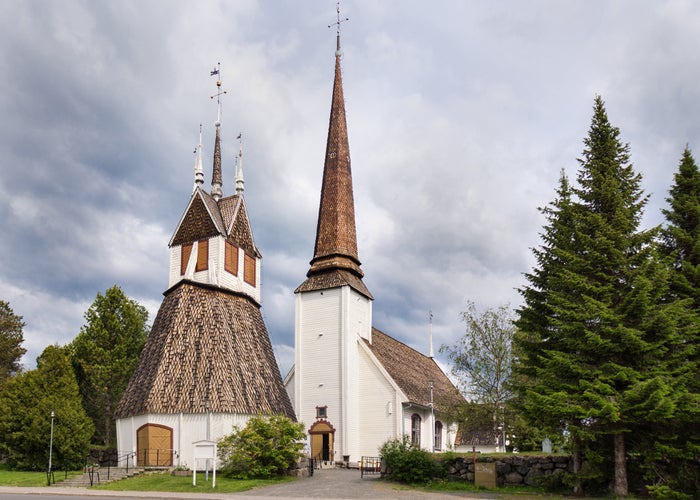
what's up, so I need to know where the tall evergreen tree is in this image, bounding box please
[0,300,26,388]
[647,146,700,496]
[69,285,149,446]
[0,345,93,470]
[515,96,678,496]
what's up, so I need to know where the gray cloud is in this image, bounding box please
[2,0,699,378]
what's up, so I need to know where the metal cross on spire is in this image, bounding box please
[328,1,349,53]
[210,62,227,126]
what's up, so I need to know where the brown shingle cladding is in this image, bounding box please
[295,269,373,299]
[308,53,363,279]
[115,281,294,419]
[365,328,462,413]
[170,189,259,257]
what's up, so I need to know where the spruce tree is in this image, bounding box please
[516,96,677,496]
[647,146,700,496]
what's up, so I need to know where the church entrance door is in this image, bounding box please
[309,420,335,463]
[136,423,173,466]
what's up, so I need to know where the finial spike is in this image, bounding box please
[429,310,434,358]
[328,1,349,54]
[235,132,245,195]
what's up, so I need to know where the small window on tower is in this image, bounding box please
[225,241,238,275]
[316,406,327,419]
[244,252,256,286]
[180,243,193,275]
[196,239,208,272]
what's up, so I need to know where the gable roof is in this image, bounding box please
[364,328,463,413]
[169,188,259,256]
[115,281,294,419]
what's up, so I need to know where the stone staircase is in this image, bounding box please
[55,466,144,487]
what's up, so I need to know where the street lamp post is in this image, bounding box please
[47,410,55,485]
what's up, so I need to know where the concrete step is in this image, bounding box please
[55,467,144,487]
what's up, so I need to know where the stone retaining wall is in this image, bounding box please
[446,455,572,486]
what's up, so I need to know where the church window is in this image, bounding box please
[316,406,327,419]
[244,252,256,286]
[411,414,421,447]
[196,239,208,272]
[434,421,443,451]
[225,241,238,275]
[180,243,193,275]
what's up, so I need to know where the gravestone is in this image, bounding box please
[542,437,552,454]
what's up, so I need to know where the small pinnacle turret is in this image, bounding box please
[235,133,244,195]
[193,124,204,191]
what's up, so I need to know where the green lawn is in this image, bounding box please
[0,467,82,487]
[93,470,294,493]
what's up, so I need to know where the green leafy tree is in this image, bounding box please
[440,301,515,451]
[69,285,149,446]
[0,345,94,470]
[218,415,305,479]
[515,96,682,496]
[0,300,26,388]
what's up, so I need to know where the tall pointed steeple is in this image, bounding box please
[210,63,226,201]
[306,34,363,279]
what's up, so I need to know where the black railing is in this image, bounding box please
[138,448,177,467]
[360,456,381,478]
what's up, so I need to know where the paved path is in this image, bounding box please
[0,469,494,499]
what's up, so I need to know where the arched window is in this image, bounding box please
[411,414,421,446]
[434,420,443,451]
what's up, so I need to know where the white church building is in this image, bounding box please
[284,34,463,465]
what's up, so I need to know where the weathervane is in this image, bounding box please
[328,1,349,52]
[210,62,227,126]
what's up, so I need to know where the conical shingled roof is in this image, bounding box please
[115,282,294,419]
[298,51,372,299]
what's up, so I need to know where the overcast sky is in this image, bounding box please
[2,0,699,377]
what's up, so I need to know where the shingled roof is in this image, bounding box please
[298,49,371,299]
[170,189,260,257]
[364,328,462,413]
[115,281,294,419]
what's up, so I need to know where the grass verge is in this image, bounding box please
[93,470,294,493]
[0,467,82,487]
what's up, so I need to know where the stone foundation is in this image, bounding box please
[446,455,572,486]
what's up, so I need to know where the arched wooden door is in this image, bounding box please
[309,420,335,462]
[136,424,173,466]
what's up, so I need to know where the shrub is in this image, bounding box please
[379,436,435,484]
[217,415,305,479]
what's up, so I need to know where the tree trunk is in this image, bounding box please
[104,390,111,447]
[613,432,628,496]
[572,434,583,496]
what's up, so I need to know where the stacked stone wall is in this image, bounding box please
[446,455,572,486]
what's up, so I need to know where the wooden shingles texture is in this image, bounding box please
[309,54,362,278]
[115,282,294,419]
[365,328,463,412]
[296,269,372,299]
[171,192,221,246]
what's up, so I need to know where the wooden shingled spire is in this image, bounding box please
[298,33,372,299]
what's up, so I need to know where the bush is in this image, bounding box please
[217,415,305,479]
[379,436,435,484]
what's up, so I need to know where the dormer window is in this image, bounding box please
[244,252,256,286]
[225,241,239,275]
[196,239,208,272]
[181,243,193,275]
